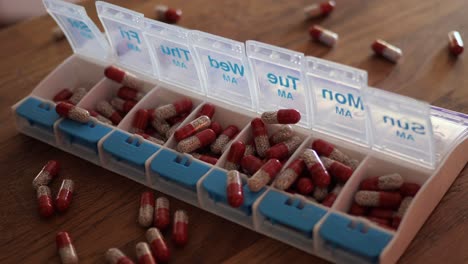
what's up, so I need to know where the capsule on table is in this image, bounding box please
[226,170,244,208]
[146,227,170,262]
[173,210,189,247]
[275,158,305,190]
[56,231,78,264]
[151,117,171,136]
[32,160,60,189]
[37,185,54,217]
[177,129,216,153]
[241,155,264,175]
[248,159,282,192]
[312,139,359,169]
[313,186,329,201]
[55,179,74,213]
[132,109,150,133]
[191,153,218,165]
[304,0,336,19]
[360,173,403,191]
[56,102,91,123]
[349,202,367,216]
[392,196,413,228]
[153,98,192,120]
[355,190,402,209]
[155,5,182,24]
[296,177,314,195]
[369,208,394,220]
[322,185,342,207]
[301,149,331,188]
[135,242,156,264]
[371,39,402,63]
[105,248,134,264]
[448,31,464,56]
[196,103,215,119]
[111,98,137,113]
[53,88,73,102]
[251,118,270,158]
[105,65,145,91]
[89,109,113,125]
[320,156,354,183]
[210,121,223,136]
[68,87,88,105]
[270,125,293,144]
[224,141,246,171]
[261,109,301,124]
[138,192,155,228]
[174,115,211,141]
[309,25,338,47]
[399,182,421,197]
[96,101,122,125]
[265,136,301,160]
[136,132,165,145]
[154,196,170,230]
[211,125,239,154]
[118,86,145,101]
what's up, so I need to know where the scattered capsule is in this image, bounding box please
[96,101,122,125]
[111,97,137,113]
[146,227,170,262]
[301,149,330,187]
[167,112,189,126]
[56,102,90,123]
[118,86,145,101]
[191,153,218,165]
[136,132,165,145]
[360,173,403,191]
[448,31,464,56]
[265,136,301,160]
[224,141,246,171]
[270,125,293,145]
[174,115,211,141]
[55,179,74,213]
[399,182,420,197]
[53,88,73,102]
[32,160,60,189]
[312,139,359,169]
[313,186,329,201]
[154,197,170,230]
[211,125,239,154]
[322,185,342,207]
[227,170,244,208]
[105,65,145,91]
[369,208,394,220]
[251,118,270,158]
[153,98,192,120]
[248,159,282,192]
[68,87,88,105]
[132,109,150,133]
[56,232,78,264]
[196,103,216,119]
[275,159,305,190]
[139,192,155,228]
[106,248,134,264]
[155,5,182,24]
[136,242,156,264]
[89,109,113,125]
[304,0,336,19]
[241,155,264,175]
[177,129,216,153]
[261,109,301,124]
[349,202,367,216]
[296,177,314,195]
[320,156,354,183]
[151,117,171,136]
[309,25,338,47]
[392,196,413,228]
[355,190,402,209]
[173,210,189,247]
[372,39,402,63]
[37,185,54,217]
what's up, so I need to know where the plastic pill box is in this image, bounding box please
[12,0,468,263]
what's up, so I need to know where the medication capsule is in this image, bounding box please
[248,159,282,192]
[448,31,464,56]
[166,112,189,126]
[151,117,171,136]
[304,0,336,19]
[155,5,182,24]
[360,173,403,191]
[56,102,91,123]
[55,179,74,212]
[136,242,156,264]
[139,192,155,228]
[118,86,145,101]
[349,202,367,216]
[251,118,270,158]
[265,136,301,160]
[241,155,264,175]
[53,88,73,102]
[372,39,402,63]
[275,158,305,190]
[165,122,181,138]
[244,141,256,156]
[196,103,216,119]
[312,139,359,169]
[355,190,402,209]
[227,170,244,208]
[153,98,193,120]
[296,177,314,195]
[301,149,330,188]
[211,125,239,154]
[96,101,122,125]
[261,109,301,124]
[177,129,216,153]
[210,121,223,136]
[154,196,170,230]
[111,97,137,113]
[400,182,420,197]
[174,115,211,141]
[191,153,218,165]
[320,156,354,183]
[105,65,145,91]
[322,185,342,207]
[313,187,329,202]
[173,210,189,247]
[146,227,170,262]
[392,196,413,228]
[132,109,150,133]
[136,132,165,145]
[224,141,246,171]
[37,185,54,217]
[309,25,338,47]
[105,248,134,264]
[68,87,88,105]
[32,160,60,189]
[369,208,394,220]
[56,232,78,264]
[89,109,113,125]
[270,125,293,144]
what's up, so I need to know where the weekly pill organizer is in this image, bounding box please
[12,0,468,263]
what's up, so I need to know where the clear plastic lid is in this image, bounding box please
[364,87,435,169]
[96,1,153,74]
[246,41,310,127]
[43,0,109,61]
[143,19,203,94]
[189,31,256,110]
[306,57,369,145]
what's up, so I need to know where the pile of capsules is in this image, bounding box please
[350,173,421,230]
[305,0,464,62]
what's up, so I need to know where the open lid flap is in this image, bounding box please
[246,41,310,128]
[364,87,435,169]
[189,31,256,110]
[43,0,109,61]
[306,56,369,145]
[143,19,203,94]
[96,1,153,75]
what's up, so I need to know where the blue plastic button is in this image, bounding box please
[15,97,60,132]
[58,119,112,153]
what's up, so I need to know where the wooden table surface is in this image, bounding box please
[1,0,467,263]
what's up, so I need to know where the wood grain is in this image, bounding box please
[0,0,467,263]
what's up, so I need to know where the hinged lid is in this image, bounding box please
[43,0,109,61]
[306,57,369,145]
[189,31,256,110]
[143,19,203,94]
[364,87,435,169]
[246,41,310,127]
[96,1,153,74]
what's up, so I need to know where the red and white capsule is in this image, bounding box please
[211,125,240,154]
[96,101,122,125]
[177,129,216,153]
[111,98,137,113]
[153,98,192,120]
[392,196,413,228]
[53,88,73,102]
[349,202,367,216]
[372,39,402,63]
[320,156,354,183]
[448,31,464,56]
[37,185,54,217]
[355,190,402,209]
[55,179,74,213]
[174,115,211,141]
[89,109,113,125]
[173,210,189,247]
[118,86,145,101]
[360,173,403,191]
[369,208,394,220]
[155,5,182,24]
[56,232,78,264]
[227,170,244,208]
[270,125,293,144]
[251,118,270,158]
[301,149,330,188]
[68,87,88,105]
[32,160,60,189]
[210,121,223,136]
[244,141,256,156]
[192,153,218,165]
[241,155,264,175]
[309,25,338,47]
[304,0,336,19]
[265,136,301,160]
[106,248,134,264]
[312,139,359,169]
[136,132,165,145]
[296,177,314,195]
[313,187,329,201]
[224,141,246,171]
[146,227,170,263]
[248,159,282,192]
[322,185,342,207]
[154,196,170,230]
[399,182,420,197]
[135,242,156,264]
[275,158,305,190]
[139,192,155,228]
[132,109,150,133]
[196,103,215,119]
[151,117,171,137]
[56,102,91,123]
[166,121,182,138]
[105,65,145,91]
[261,109,301,124]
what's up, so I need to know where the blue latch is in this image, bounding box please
[15,97,60,132]
[58,119,113,153]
